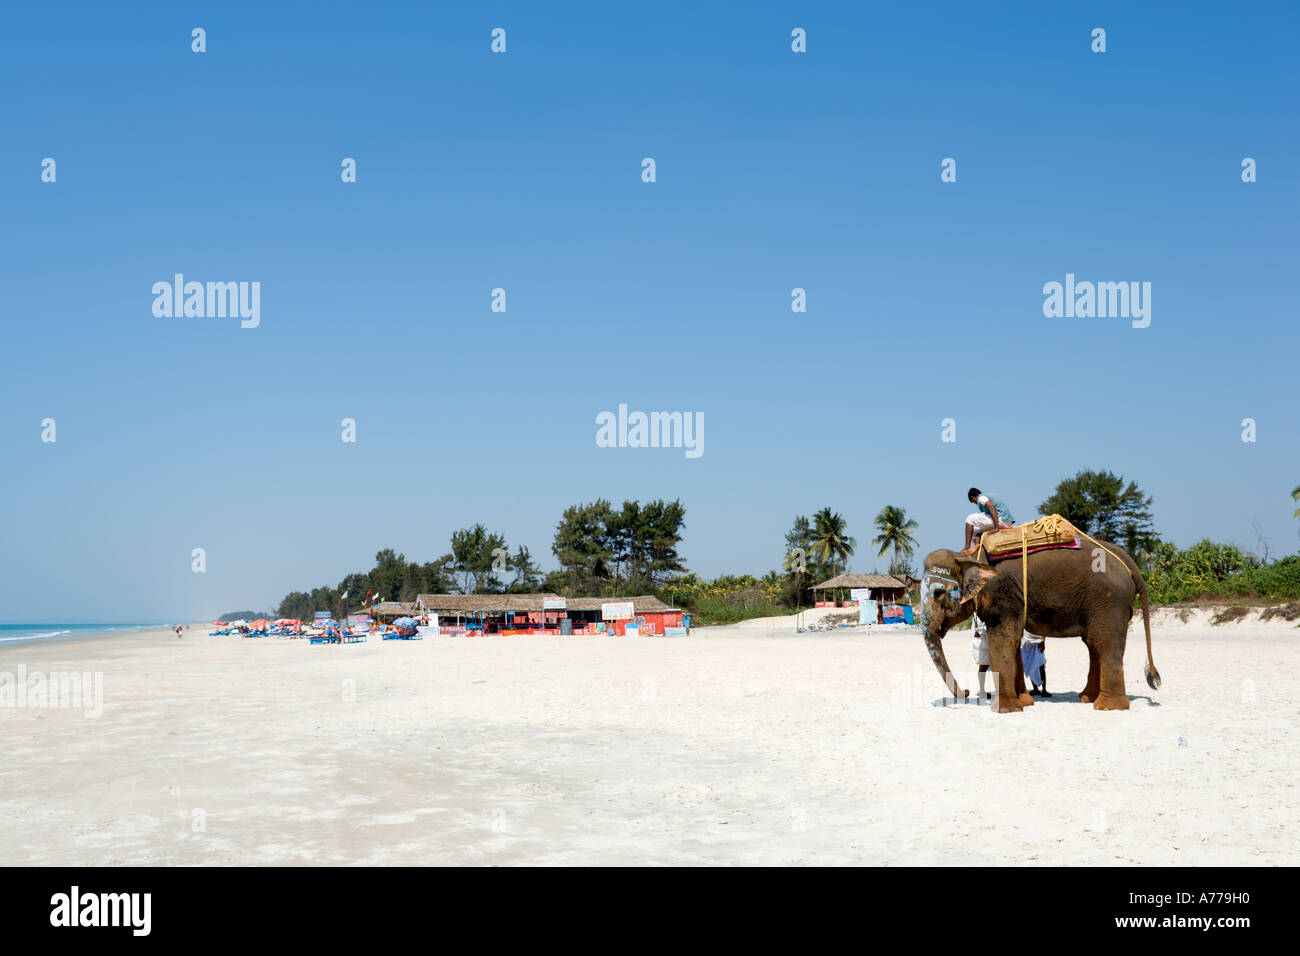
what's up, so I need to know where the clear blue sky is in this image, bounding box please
[3,1,1297,622]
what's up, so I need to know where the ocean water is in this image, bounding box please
[0,624,167,648]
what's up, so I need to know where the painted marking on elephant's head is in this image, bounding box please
[920,573,934,628]
[921,570,961,632]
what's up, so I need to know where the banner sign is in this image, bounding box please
[543,597,567,610]
[314,611,331,620]
[850,588,872,601]
[601,601,635,620]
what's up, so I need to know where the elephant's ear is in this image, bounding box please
[954,556,998,610]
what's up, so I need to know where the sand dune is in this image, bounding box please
[0,615,1294,865]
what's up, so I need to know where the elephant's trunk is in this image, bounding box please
[924,627,968,699]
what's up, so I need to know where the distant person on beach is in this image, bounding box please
[961,487,1016,554]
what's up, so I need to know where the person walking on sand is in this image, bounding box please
[961,487,1016,554]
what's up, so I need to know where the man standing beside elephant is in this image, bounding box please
[1022,633,1048,697]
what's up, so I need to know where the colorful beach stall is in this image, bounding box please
[412,593,684,636]
[811,573,911,623]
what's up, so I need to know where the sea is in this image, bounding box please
[0,624,169,648]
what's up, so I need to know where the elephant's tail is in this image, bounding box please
[1081,531,1162,691]
[1133,563,1160,690]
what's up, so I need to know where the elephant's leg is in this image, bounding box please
[1091,621,1130,711]
[1079,636,1102,704]
[989,626,1026,713]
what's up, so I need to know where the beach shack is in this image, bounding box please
[412,593,683,636]
[811,573,911,623]
[370,601,416,623]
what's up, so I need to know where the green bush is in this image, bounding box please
[1144,541,1300,605]
[688,594,788,626]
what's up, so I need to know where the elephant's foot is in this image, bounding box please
[992,695,1025,714]
[1079,685,1101,704]
[1093,692,1130,711]
[1017,692,1035,706]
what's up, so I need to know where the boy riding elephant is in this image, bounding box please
[961,487,1014,555]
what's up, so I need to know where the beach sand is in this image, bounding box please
[0,616,1295,866]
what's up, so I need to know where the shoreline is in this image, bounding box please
[0,625,180,652]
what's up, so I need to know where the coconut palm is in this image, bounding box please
[872,505,919,575]
[807,507,856,578]
[782,515,812,597]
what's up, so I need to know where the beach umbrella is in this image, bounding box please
[393,617,416,628]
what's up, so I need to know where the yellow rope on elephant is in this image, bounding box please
[1020,525,1028,635]
[1073,528,1129,575]
[1029,514,1063,535]
[1021,515,1061,632]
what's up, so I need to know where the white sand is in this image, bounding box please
[0,613,1295,866]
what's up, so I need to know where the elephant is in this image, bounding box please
[918,539,1160,713]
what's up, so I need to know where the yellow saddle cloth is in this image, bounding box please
[980,514,1080,560]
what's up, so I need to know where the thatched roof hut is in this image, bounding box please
[563,595,673,613]
[371,601,416,621]
[810,573,908,605]
[413,593,673,615]
[811,573,906,591]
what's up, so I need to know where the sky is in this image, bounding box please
[2,1,1297,622]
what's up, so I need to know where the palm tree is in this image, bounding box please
[1292,485,1300,520]
[783,515,812,606]
[872,505,919,575]
[808,507,856,579]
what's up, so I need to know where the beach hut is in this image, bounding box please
[411,593,681,636]
[811,573,907,604]
[413,594,556,634]
[371,601,416,622]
